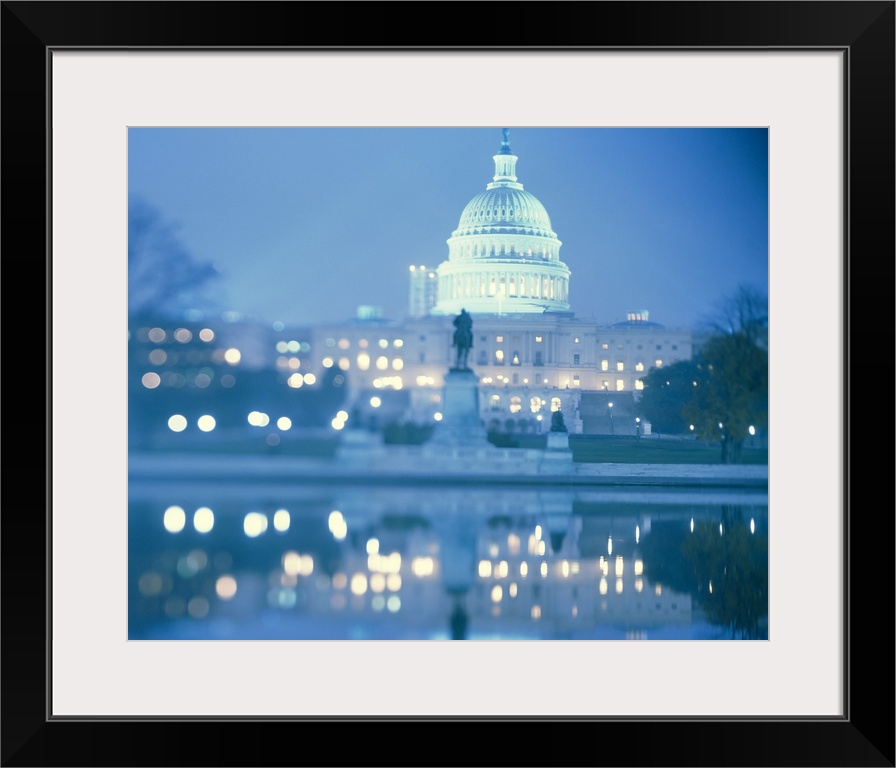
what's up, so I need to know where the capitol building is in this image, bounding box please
[304,130,693,436]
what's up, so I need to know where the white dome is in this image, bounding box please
[432,130,571,316]
[453,187,557,240]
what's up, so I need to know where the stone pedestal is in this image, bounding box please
[428,368,490,446]
[539,430,575,473]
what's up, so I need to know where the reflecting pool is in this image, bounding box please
[129,481,768,640]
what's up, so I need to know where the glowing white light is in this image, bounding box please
[478,560,492,578]
[749,425,756,436]
[274,509,290,531]
[366,538,379,555]
[369,397,381,408]
[607,536,613,555]
[199,328,214,342]
[163,506,186,533]
[243,512,268,537]
[350,573,368,595]
[247,411,270,427]
[433,412,443,421]
[331,418,345,430]
[224,348,241,364]
[148,327,166,342]
[303,373,316,385]
[322,357,334,368]
[167,415,188,432]
[490,585,503,603]
[328,510,347,540]
[750,518,756,534]
[216,575,237,600]
[277,417,292,431]
[288,373,304,388]
[142,372,161,389]
[193,507,214,533]
[197,415,216,432]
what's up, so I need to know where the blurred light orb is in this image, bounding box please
[287,374,303,388]
[148,327,166,342]
[197,415,216,432]
[193,507,214,533]
[266,433,280,446]
[386,596,401,613]
[148,349,167,365]
[350,574,367,596]
[187,596,209,619]
[199,328,215,342]
[221,374,236,388]
[167,414,188,432]
[277,417,292,431]
[224,348,241,365]
[142,372,161,389]
[369,397,381,408]
[215,576,237,600]
[433,412,443,421]
[163,505,186,533]
[303,373,316,385]
[174,328,193,343]
[243,512,268,537]
[331,418,345,430]
[247,411,270,427]
[273,509,290,531]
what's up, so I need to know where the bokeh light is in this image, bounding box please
[163,506,186,533]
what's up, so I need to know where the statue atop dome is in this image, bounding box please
[451,309,474,370]
[499,128,512,154]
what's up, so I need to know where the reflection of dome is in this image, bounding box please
[432,129,571,316]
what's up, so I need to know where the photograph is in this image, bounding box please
[3,0,892,764]
[127,126,770,641]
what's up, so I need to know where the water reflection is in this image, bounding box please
[129,483,768,640]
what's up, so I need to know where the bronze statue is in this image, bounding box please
[452,309,473,370]
[550,410,568,433]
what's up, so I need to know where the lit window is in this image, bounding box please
[601,343,609,350]
[510,396,522,414]
[337,338,350,350]
[655,359,663,368]
[635,362,644,372]
[551,397,561,412]
[535,336,543,343]
[601,360,609,371]
[572,375,580,387]
[616,361,624,371]
[496,336,504,342]
[635,380,644,391]
[376,356,389,370]
[616,380,624,391]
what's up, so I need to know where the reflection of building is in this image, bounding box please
[134,485,756,639]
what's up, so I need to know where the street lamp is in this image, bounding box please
[607,401,614,436]
[635,416,641,438]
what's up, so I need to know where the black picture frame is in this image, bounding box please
[3,2,893,766]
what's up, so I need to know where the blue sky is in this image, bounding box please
[128,127,768,329]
